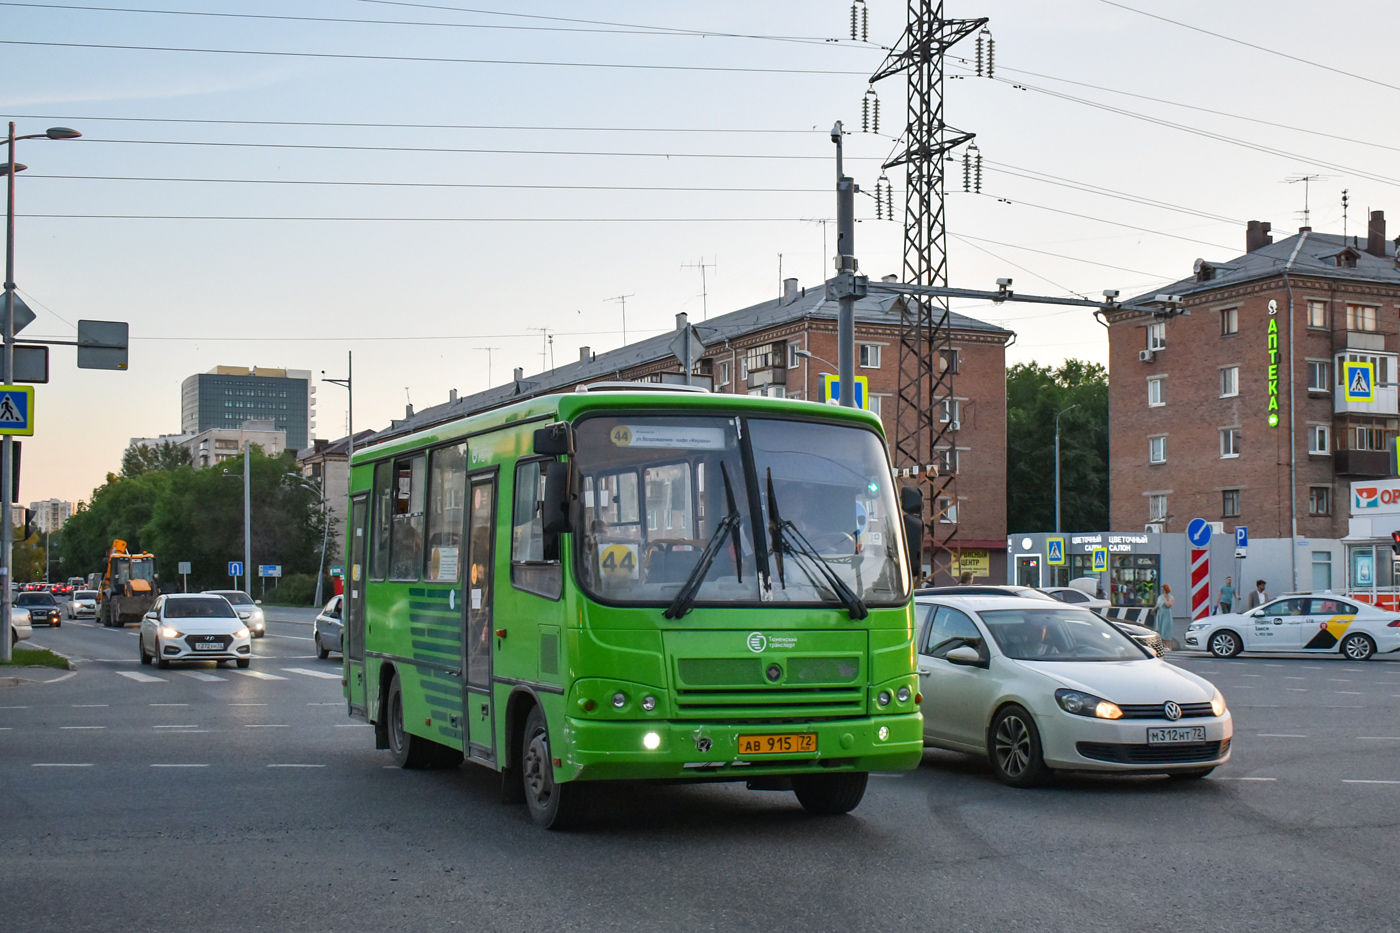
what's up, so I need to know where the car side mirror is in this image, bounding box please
[946,645,985,667]
[145,612,158,621]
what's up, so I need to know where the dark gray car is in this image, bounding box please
[313,595,343,659]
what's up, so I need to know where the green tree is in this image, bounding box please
[121,440,192,477]
[1006,360,1109,534]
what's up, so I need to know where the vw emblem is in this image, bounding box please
[1163,701,1182,721]
[746,632,767,653]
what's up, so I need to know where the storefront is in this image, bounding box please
[1006,531,1162,607]
[1345,479,1400,600]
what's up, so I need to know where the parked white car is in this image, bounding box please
[1184,594,1400,660]
[139,594,252,669]
[9,606,32,647]
[916,595,1232,786]
[65,589,98,620]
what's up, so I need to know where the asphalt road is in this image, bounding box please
[3,622,1397,933]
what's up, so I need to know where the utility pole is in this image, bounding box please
[1055,404,1078,534]
[831,122,859,408]
[681,258,716,320]
[243,436,252,595]
[606,294,635,344]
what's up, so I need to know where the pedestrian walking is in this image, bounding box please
[1246,579,1269,609]
[1152,584,1175,645]
[1218,576,1235,615]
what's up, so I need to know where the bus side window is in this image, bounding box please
[511,459,562,599]
[425,443,468,583]
[389,455,426,581]
[370,460,392,580]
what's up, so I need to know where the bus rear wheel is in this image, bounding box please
[385,673,461,770]
[791,772,869,815]
[521,706,585,829]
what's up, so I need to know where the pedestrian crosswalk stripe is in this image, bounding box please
[229,669,287,681]
[282,667,341,680]
[116,671,166,683]
[177,671,227,682]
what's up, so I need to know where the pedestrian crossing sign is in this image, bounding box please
[0,384,34,436]
[1344,361,1375,403]
[1046,537,1065,565]
[1092,547,1108,573]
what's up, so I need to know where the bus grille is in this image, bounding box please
[674,656,865,719]
[674,687,866,719]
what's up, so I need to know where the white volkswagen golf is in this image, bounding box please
[916,595,1232,786]
[139,593,252,669]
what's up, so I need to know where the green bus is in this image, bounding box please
[344,386,924,827]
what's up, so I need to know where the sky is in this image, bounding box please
[4,0,1399,506]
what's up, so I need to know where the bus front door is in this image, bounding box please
[462,476,497,765]
[346,493,370,717]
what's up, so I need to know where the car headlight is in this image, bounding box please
[1186,622,1207,631]
[1210,690,1227,717]
[160,627,182,638]
[235,627,251,639]
[1055,688,1122,720]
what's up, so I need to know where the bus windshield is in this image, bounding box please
[574,414,908,609]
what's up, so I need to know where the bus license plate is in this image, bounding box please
[1146,726,1206,744]
[737,733,817,756]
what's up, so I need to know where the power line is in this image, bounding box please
[24,326,670,342]
[985,160,1243,225]
[949,232,1174,280]
[16,213,821,221]
[21,173,833,194]
[972,193,1236,250]
[0,39,872,76]
[1094,0,1400,96]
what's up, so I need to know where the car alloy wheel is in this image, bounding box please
[994,714,1033,778]
[1341,633,1375,661]
[1209,631,1240,658]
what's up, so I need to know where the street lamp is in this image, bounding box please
[288,472,330,608]
[1,123,80,664]
[321,351,354,457]
[793,347,838,372]
[1054,403,1079,535]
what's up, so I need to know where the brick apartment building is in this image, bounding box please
[374,276,1014,581]
[1106,212,1400,592]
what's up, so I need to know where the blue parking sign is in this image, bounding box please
[1235,526,1248,548]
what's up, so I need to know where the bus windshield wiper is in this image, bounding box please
[765,470,868,620]
[664,462,743,620]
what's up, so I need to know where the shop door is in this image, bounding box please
[462,476,497,765]
[345,494,370,715]
[1015,555,1041,588]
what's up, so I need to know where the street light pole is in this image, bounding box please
[323,350,353,456]
[1055,404,1079,535]
[832,122,856,408]
[1,123,79,663]
[243,437,252,594]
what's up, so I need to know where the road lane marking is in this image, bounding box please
[72,704,108,708]
[0,705,29,709]
[282,667,341,680]
[307,702,339,706]
[177,671,226,682]
[1287,688,1308,692]
[1329,679,1352,683]
[1218,777,1277,781]
[229,670,287,681]
[1336,691,1363,695]
[149,703,188,707]
[245,724,289,728]
[151,763,208,768]
[228,703,266,707]
[268,763,323,768]
[1284,676,1306,680]
[116,672,165,683]
[1343,779,1400,785]
[1356,737,1400,741]
[1240,674,1264,678]
[1258,734,1308,738]
[153,725,200,729]
[1327,705,1364,709]
[32,763,92,767]
[61,726,105,730]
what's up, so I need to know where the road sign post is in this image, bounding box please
[1187,519,1212,621]
[228,560,243,590]
[177,560,191,593]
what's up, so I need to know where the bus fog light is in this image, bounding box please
[612,692,627,708]
[877,726,889,741]
[641,695,657,712]
[642,731,661,750]
[877,691,891,707]
[896,687,911,703]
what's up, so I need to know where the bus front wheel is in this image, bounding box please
[521,706,585,829]
[792,772,868,815]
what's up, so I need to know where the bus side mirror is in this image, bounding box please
[533,422,574,456]
[900,485,922,515]
[541,461,572,535]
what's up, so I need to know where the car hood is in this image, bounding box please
[1011,658,1216,704]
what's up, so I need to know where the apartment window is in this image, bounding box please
[1312,551,1332,591]
[1306,300,1328,328]
[1220,427,1241,458]
[1308,424,1331,455]
[868,395,882,416]
[1219,366,1238,398]
[939,348,960,374]
[940,398,960,423]
[1346,304,1378,332]
[1347,419,1394,451]
[936,496,958,524]
[1147,322,1166,351]
[1148,495,1167,522]
[1148,436,1166,463]
[1309,486,1331,516]
[859,344,881,368]
[1307,360,1330,392]
[717,360,731,387]
[937,447,959,474]
[1147,376,1165,407]
[1221,489,1241,518]
[1219,307,1238,335]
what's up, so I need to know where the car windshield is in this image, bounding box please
[979,607,1146,661]
[164,598,237,619]
[75,591,97,600]
[573,414,908,608]
[16,593,56,606]
[211,591,253,605]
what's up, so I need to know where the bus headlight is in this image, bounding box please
[877,690,891,707]
[612,692,627,708]
[641,695,657,712]
[896,687,911,704]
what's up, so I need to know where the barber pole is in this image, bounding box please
[1190,548,1210,620]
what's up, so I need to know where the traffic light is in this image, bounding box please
[1391,531,1400,556]
[22,507,37,540]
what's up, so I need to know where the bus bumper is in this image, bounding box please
[558,712,923,782]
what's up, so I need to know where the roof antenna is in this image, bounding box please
[1341,188,1350,239]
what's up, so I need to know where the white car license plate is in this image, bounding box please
[194,642,222,651]
[1147,726,1206,744]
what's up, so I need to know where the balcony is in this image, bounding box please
[1334,384,1398,416]
[1333,448,1392,477]
[746,365,787,389]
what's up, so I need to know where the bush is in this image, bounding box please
[268,573,318,606]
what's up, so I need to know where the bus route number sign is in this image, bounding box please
[600,543,639,580]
